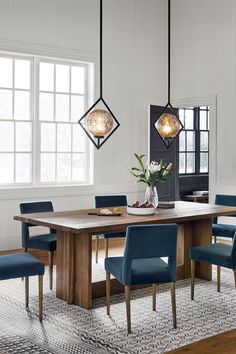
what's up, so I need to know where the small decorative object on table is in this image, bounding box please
[128,153,173,207]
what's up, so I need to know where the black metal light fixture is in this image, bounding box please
[154,0,183,149]
[78,0,120,150]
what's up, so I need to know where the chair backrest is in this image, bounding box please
[214,194,236,224]
[122,224,178,284]
[95,195,127,208]
[230,232,236,269]
[20,201,54,247]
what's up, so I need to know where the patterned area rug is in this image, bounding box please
[0,264,236,354]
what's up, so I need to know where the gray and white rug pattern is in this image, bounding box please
[0,264,236,354]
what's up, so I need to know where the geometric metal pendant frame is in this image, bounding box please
[153,102,184,149]
[78,97,120,150]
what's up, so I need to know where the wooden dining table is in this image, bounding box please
[14,201,236,310]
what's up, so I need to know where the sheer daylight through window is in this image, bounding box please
[0,53,93,186]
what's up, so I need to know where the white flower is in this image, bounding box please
[149,161,160,173]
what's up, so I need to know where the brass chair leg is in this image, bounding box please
[22,248,28,282]
[38,275,43,322]
[217,265,221,292]
[105,238,109,258]
[233,269,236,288]
[48,251,54,290]
[125,285,131,334]
[25,277,29,308]
[106,271,110,315]
[191,260,195,300]
[152,284,157,311]
[171,282,177,329]
[95,235,99,263]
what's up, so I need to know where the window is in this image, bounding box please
[0,53,93,186]
[179,106,209,175]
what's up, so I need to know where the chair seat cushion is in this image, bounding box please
[105,256,174,285]
[103,232,126,239]
[190,243,232,268]
[26,233,57,251]
[212,223,236,238]
[0,253,45,281]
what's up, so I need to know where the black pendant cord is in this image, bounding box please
[167,0,171,104]
[100,0,103,99]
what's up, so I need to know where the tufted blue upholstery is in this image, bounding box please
[212,194,236,238]
[105,224,178,286]
[0,253,44,281]
[20,201,56,251]
[95,195,127,239]
[190,232,236,270]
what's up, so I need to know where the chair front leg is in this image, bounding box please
[106,271,110,315]
[25,276,29,308]
[125,285,131,334]
[214,236,217,243]
[152,284,157,311]
[217,265,221,292]
[48,251,54,290]
[95,235,99,263]
[171,282,177,329]
[38,275,43,322]
[191,259,195,300]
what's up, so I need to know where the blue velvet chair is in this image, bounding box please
[190,233,236,299]
[0,252,44,321]
[20,201,56,290]
[105,224,178,333]
[95,195,127,262]
[212,194,236,243]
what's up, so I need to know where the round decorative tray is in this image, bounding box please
[127,206,156,215]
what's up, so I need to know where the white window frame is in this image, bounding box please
[0,51,94,188]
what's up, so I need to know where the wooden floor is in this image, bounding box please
[166,329,236,354]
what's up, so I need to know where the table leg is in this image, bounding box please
[177,219,212,281]
[192,218,212,280]
[74,232,92,309]
[56,231,75,304]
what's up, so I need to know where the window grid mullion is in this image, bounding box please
[0,52,92,186]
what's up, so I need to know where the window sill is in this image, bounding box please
[0,182,145,201]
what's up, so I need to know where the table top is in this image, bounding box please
[14,201,236,235]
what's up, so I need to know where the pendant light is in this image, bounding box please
[154,0,183,149]
[78,0,120,150]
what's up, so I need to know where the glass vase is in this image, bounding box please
[145,186,158,207]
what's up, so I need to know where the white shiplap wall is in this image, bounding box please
[0,0,167,249]
[172,0,236,198]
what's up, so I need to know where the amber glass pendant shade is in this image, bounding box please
[79,97,120,149]
[78,0,120,150]
[154,0,183,148]
[154,103,183,148]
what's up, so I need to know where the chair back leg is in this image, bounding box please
[171,282,177,329]
[25,277,29,308]
[152,284,157,311]
[125,286,131,334]
[38,275,43,322]
[191,260,195,300]
[217,265,221,292]
[48,251,54,290]
[106,271,110,315]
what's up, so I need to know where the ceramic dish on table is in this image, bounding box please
[127,206,156,215]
